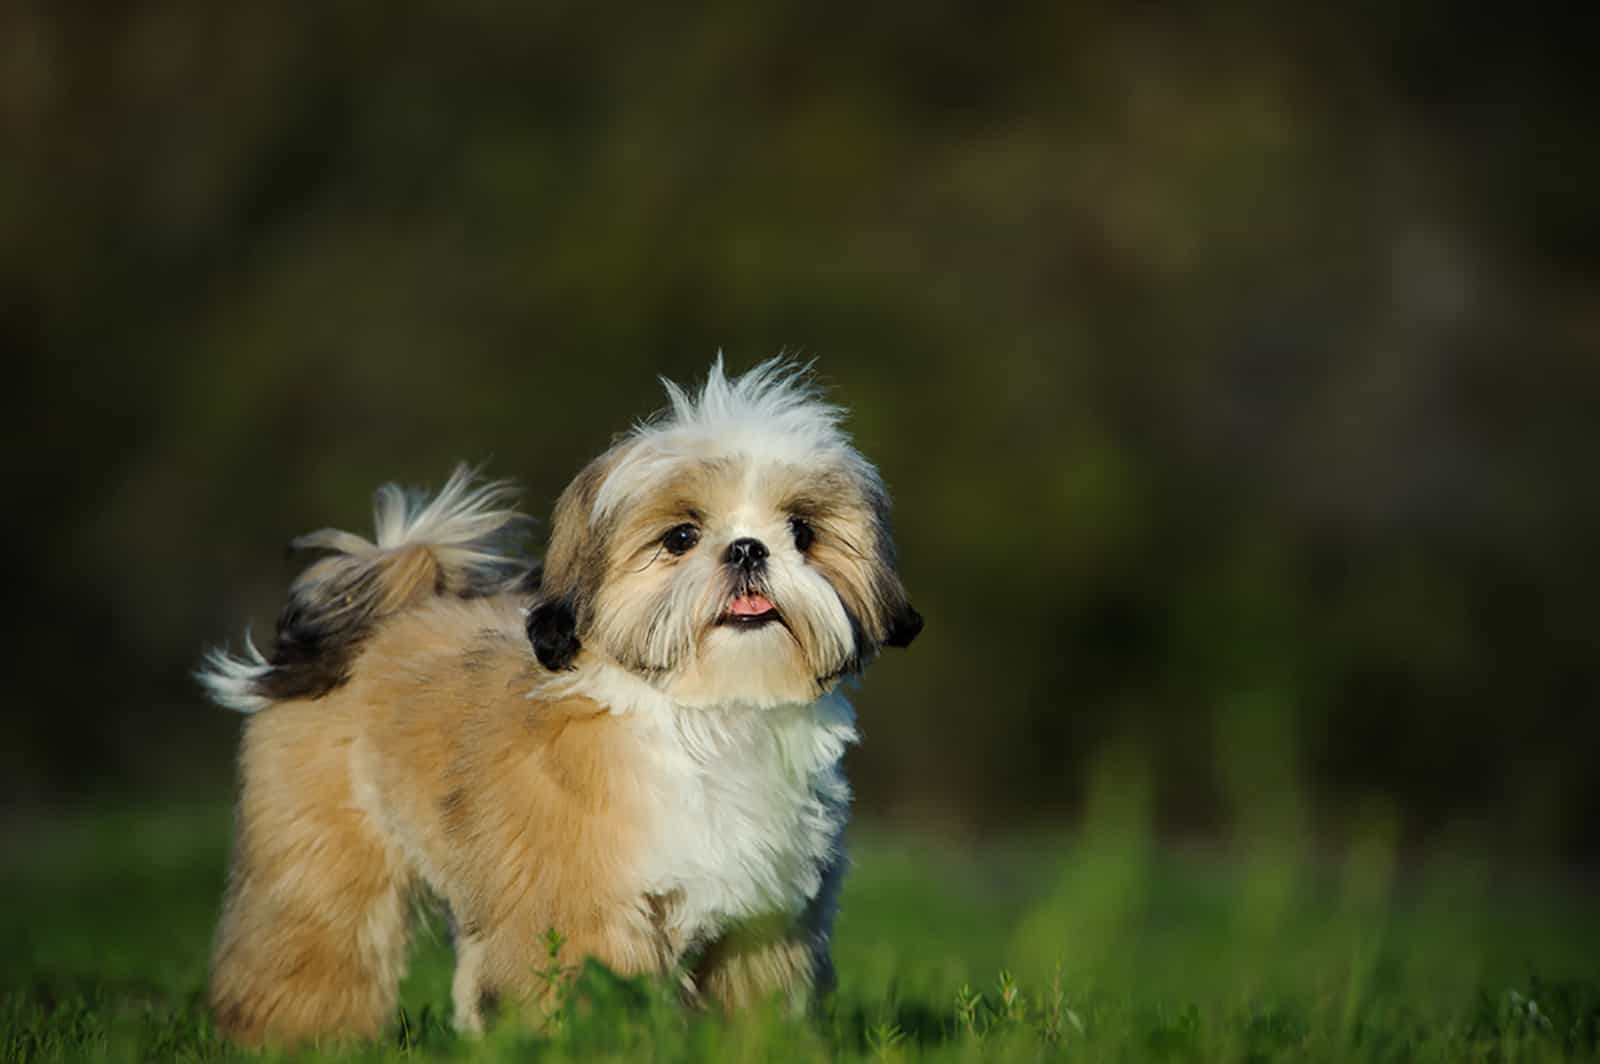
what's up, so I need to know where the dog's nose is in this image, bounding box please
[725,537,769,570]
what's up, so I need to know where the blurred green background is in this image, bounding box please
[5,3,1598,865]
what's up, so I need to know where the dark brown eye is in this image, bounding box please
[662,523,701,555]
[789,516,815,553]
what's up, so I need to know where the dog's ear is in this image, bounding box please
[882,602,923,649]
[527,597,581,671]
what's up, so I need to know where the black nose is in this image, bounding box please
[725,537,769,570]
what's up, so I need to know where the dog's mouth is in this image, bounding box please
[718,591,782,629]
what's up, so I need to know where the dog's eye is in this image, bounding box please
[789,516,816,553]
[662,523,701,556]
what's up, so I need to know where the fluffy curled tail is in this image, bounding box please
[198,465,533,713]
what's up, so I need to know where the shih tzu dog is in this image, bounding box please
[197,357,921,1045]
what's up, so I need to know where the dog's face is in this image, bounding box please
[527,359,921,707]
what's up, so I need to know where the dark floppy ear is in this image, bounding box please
[883,602,923,649]
[526,596,581,671]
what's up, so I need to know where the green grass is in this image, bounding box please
[4,802,1598,1062]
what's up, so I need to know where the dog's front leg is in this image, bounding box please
[692,853,844,1014]
[450,901,670,1033]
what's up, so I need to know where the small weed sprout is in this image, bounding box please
[867,1019,907,1058]
[997,970,1026,1026]
[955,983,984,1040]
[1039,963,1084,1043]
[535,927,573,1032]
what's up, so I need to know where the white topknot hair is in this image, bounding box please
[590,354,874,523]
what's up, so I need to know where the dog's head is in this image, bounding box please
[527,357,921,707]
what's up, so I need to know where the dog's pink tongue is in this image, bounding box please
[729,593,775,616]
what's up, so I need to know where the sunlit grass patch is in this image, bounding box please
[4,799,1598,1061]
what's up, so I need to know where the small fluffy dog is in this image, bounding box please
[197,358,921,1044]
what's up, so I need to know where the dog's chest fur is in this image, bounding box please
[617,686,856,951]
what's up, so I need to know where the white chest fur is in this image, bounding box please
[635,694,855,947]
[551,663,856,951]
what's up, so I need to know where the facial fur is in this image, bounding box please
[528,358,921,707]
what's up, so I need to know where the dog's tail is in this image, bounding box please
[197,465,534,713]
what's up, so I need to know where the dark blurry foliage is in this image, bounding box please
[3,2,1596,856]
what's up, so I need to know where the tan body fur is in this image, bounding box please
[200,360,919,1045]
[212,587,838,1043]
